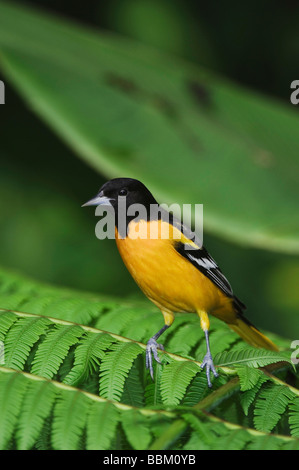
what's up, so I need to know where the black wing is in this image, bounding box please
[175,241,235,298]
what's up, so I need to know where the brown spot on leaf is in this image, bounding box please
[105,72,139,95]
[188,80,212,109]
[150,94,178,120]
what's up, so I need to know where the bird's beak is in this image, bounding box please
[81,193,113,207]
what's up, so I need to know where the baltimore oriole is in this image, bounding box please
[83,178,278,387]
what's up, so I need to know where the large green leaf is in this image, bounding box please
[0,1,298,252]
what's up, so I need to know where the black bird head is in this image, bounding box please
[82,178,158,229]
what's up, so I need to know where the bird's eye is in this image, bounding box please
[119,188,128,196]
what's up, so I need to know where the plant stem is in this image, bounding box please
[149,377,240,449]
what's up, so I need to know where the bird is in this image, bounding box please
[82,177,278,387]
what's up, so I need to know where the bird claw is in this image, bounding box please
[201,352,219,388]
[146,338,164,380]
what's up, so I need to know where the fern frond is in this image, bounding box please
[0,367,175,450]
[166,319,203,356]
[86,401,120,450]
[99,342,143,401]
[16,380,56,449]
[235,365,265,391]
[121,359,145,407]
[254,383,295,432]
[289,397,299,437]
[184,410,298,450]
[121,409,152,450]
[213,427,250,450]
[63,332,115,387]
[144,361,164,408]
[0,268,297,450]
[247,434,287,450]
[4,316,51,370]
[182,373,227,407]
[0,370,28,449]
[31,324,84,379]
[0,310,17,342]
[96,305,158,340]
[121,307,162,343]
[239,374,268,416]
[160,361,200,407]
[214,347,292,369]
[52,390,90,450]
[183,413,214,449]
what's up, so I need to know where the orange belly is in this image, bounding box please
[115,220,231,315]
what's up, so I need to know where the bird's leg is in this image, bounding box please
[201,329,219,387]
[198,310,219,388]
[146,311,174,380]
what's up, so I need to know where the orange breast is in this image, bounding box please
[115,220,230,315]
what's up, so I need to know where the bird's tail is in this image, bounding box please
[228,315,279,351]
[212,296,279,351]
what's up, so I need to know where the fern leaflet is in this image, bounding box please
[289,397,299,437]
[254,383,295,432]
[4,316,51,370]
[99,342,143,401]
[160,360,200,407]
[31,324,84,379]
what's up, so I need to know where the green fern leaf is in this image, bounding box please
[39,297,106,324]
[289,397,299,437]
[52,390,90,450]
[0,267,297,450]
[214,347,292,369]
[99,342,143,401]
[235,365,265,391]
[144,360,164,408]
[281,438,299,450]
[247,434,287,450]
[63,332,115,386]
[121,307,161,343]
[182,373,215,407]
[121,409,152,450]
[160,361,200,407]
[239,374,268,415]
[0,310,18,342]
[16,380,56,449]
[183,413,214,449]
[0,370,28,449]
[86,401,119,450]
[212,427,250,450]
[184,431,208,450]
[121,359,145,407]
[166,319,203,356]
[34,415,53,450]
[31,324,84,379]
[97,305,153,339]
[4,316,51,370]
[254,383,295,432]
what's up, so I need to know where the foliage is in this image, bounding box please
[0,0,298,452]
[0,268,298,450]
[0,1,299,253]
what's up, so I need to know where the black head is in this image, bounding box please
[82,178,157,215]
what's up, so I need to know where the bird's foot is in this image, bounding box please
[146,337,164,380]
[201,352,219,388]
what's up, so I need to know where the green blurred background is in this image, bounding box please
[0,0,299,338]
